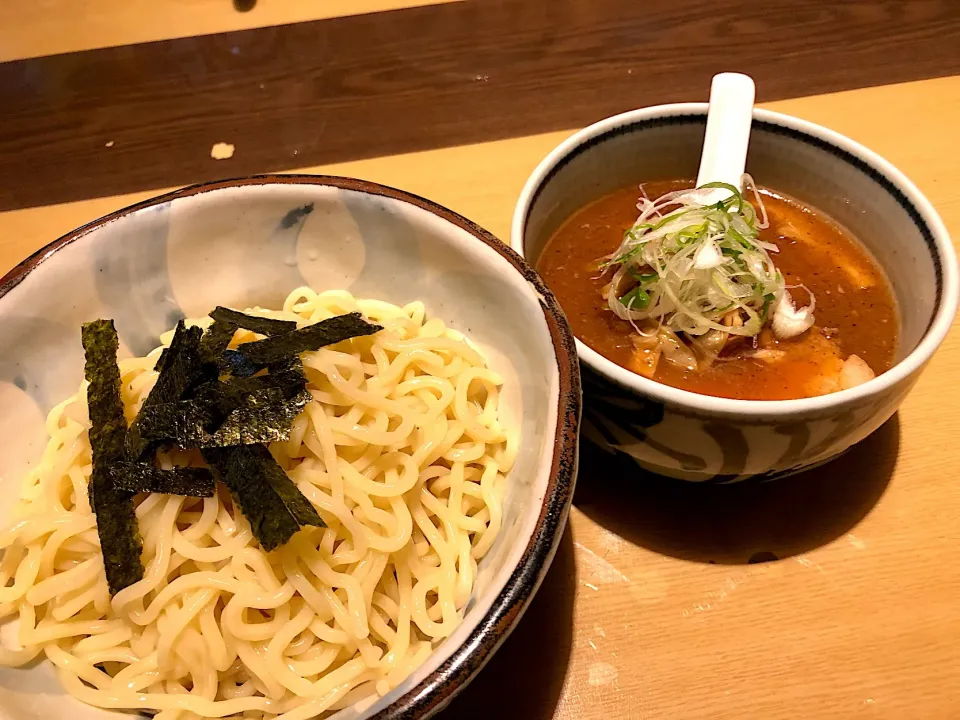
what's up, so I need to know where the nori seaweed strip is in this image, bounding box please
[81,320,144,594]
[221,357,307,401]
[145,322,206,406]
[210,307,298,336]
[82,321,128,467]
[153,323,188,377]
[188,381,238,431]
[200,320,237,372]
[125,322,204,460]
[125,418,156,461]
[108,463,215,497]
[225,312,381,369]
[221,349,261,377]
[203,309,295,375]
[225,372,307,400]
[204,445,324,551]
[204,357,309,444]
[135,400,210,444]
[88,465,143,594]
[194,360,309,445]
[137,388,310,448]
[205,388,311,447]
[140,358,310,447]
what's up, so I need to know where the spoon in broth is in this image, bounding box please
[601,72,821,374]
[694,72,816,339]
[695,72,756,205]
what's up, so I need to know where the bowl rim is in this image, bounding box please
[511,102,959,418]
[0,174,583,720]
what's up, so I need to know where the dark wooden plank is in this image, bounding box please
[2,0,959,211]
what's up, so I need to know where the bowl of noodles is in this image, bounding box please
[0,176,581,720]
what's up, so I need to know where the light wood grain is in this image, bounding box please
[2,76,959,719]
[0,0,457,63]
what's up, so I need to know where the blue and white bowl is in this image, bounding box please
[0,176,581,719]
[512,105,958,482]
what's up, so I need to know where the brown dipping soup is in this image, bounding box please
[536,181,899,400]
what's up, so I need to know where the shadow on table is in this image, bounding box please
[574,414,900,564]
[438,526,576,720]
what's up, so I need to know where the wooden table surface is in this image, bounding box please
[2,2,960,718]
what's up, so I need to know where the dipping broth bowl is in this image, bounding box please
[512,105,958,482]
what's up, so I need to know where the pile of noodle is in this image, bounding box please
[0,288,516,719]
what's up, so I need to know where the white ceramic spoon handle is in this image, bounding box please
[695,72,756,204]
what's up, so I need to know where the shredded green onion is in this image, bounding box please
[619,286,651,309]
[603,176,785,338]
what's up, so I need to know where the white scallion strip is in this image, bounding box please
[603,176,806,339]
[772,286,816,339]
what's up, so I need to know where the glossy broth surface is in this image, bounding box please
[536,181,899,400]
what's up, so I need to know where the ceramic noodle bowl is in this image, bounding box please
[513,105,957,482]
[0,176,580,719]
